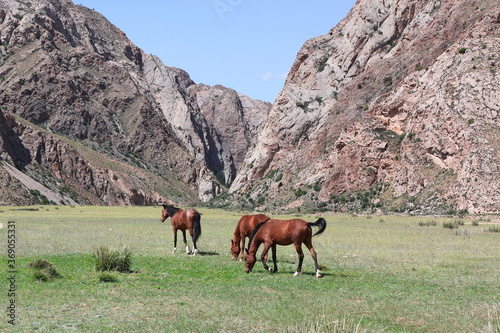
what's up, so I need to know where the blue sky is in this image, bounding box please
[77,0,355,103]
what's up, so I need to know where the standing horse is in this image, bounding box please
[231,214,270,261]
[244,218,326,278]
[160,205,202,255]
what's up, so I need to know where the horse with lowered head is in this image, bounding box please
[160,204,201,255]
[244,217,326,278]
[231,214,270,261]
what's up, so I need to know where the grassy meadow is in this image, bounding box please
[0,206,499,332]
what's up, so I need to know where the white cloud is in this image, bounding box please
[261,71,274,81]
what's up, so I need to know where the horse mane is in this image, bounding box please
[246,218,270,252]
[162,204,179,217]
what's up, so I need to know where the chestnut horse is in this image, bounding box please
[231,214,270,261]
[160,205,201,255]
[244,218,326,278]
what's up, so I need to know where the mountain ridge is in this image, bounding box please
[1,0,498,214]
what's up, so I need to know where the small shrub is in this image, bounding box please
[317,56,328,72]
[383,76,393,86]
[458,47,467,54]
[294,188,308,197]
[94,246,133,273]
[276,173,283,182]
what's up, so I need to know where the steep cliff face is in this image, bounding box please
[188,83,271,173]
[230,0,499,214]
[0,0,269,205]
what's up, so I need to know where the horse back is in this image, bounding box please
[237,214,269,236]
[183,208,199,228]
[263,218,311,245]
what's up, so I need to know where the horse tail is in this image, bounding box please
[308,218,326,237]
[192,211,202,243]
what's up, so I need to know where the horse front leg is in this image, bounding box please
[293,243,305,277]
[260,243,273,273]
[271,244,278,273]
[239,236,246,261]
[182,230,190,254]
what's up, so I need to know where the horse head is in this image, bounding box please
[244,249,256,273]
[230,239,240,260]
[160,204,171,222]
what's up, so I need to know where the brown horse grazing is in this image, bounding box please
[231,214,270,261]
[160,205,202,255]
[244,218,326,278]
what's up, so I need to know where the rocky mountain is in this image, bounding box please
[1,0,497,214]
[229,0,499,214]
[0,0,270,205]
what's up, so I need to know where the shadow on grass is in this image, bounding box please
[197,251,219,256]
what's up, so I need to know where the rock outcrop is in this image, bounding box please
[230,0,499,214]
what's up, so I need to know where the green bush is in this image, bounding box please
[294,188,308,197]
[94,246,133,273]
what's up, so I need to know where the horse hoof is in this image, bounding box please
[172,248,177,254]
[293,272,300,277]
[268,268,274,273]
[316,270,322,278]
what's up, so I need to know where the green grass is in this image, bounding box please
[1,206,499,332]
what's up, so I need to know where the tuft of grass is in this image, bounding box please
[285,314,378,333]
[487,306,500,333]
[29,259,63,281]
[486,226,500,233]
[442,219,464,229]
[418,220,437,227]
[93,246,133,273]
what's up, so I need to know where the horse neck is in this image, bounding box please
[247,236,262,255]
[166,206,180,218]
[232,231,240,243]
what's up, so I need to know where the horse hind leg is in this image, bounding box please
[305,238,321,278]
[192,238,198,256]
[182,230,190,254]
[293,243,305,277]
